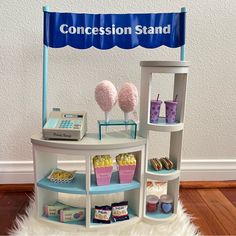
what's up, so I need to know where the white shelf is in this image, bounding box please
[139,60,189,222]
[38,216,86,230]
[140,61,189,74]
[37,173,86,194]
[143,213,177,223]
[145,170,180,182]
[140,60,189,67]
[31,131,146,150]
[146,160,180,181]
[32,131,145,228]
[147,118,184,132]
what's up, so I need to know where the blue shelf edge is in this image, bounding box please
[149,117,180,125]
[42,214,86,226]
[147,161,176,175]
[145,211,173,219]
[37,172,140,195]
[37,173,86,194]
[90,171,140,194]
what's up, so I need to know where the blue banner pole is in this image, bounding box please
[42,5,49,127]
[180,7,187,61]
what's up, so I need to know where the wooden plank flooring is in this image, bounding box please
[0,188,235,235]
[0,191,33,236]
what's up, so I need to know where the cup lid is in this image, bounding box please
[151,100,162,103]
[164,100,177,104]
[160,194,173,203]
[146,195,159,204]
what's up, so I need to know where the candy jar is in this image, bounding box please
[146,195,159,213]
[160,194,174,214]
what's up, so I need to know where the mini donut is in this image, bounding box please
[150,158,162,171]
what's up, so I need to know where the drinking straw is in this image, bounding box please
[157,94,160,101]
[174,94,178,102]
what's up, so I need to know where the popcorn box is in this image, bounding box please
[118,165,136,184]
[94,166,113,186]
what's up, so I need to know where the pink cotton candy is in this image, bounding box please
[118,83,138,113]
[95,80,117,112]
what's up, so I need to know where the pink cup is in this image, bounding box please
[164,101,178,123]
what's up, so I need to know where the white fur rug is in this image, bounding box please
[10,184,201,236]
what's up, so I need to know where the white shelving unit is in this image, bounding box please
[32,131,146,229]
[139,61,189,222]
[32,60,189,227]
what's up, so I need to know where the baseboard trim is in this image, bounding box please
[0,159,235,184]
[1,180,236,192]
[180,180,236,189]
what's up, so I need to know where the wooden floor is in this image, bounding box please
[0,187,235,235]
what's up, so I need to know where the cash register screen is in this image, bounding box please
[64,114,83,118]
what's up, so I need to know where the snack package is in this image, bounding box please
[47,168,76,183]
[44,201,67,217]
[111,201,129,222]
[60,207,85,222]
[93,205,112,224]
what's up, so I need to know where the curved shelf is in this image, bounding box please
[90,207,139,228]
[37,173,86,194]
[140,61,189,73]
[140,60,189,67]
[90,172,140,194]
[146,162,180,181]
[147,118,184,132]
[31,131,146,150]
[41,215,86,226]
[39,216,86,230]
[143,212,177,222]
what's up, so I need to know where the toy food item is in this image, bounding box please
[93,205,112,224]
[160,157,174,170]
[93,155,113,186]
[118,82,138,122]
[116,153,136,183]
[47,168,76,183]
[150,158,162,171]
[160,194,174,214]
[95,80,117,122]
[111,201,129,222]
[44,201,67,217]
[60,207,85,222]
[116,153,136,166]
[93,155,113,168]
[146,195,159,213]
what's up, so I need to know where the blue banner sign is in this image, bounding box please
[44,12,185,49]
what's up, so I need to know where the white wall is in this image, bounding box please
[0,0,235,180]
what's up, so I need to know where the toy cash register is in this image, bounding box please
[43,108,87,140]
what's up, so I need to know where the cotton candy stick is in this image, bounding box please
[95,80,117,124]
[118,83,138,126]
